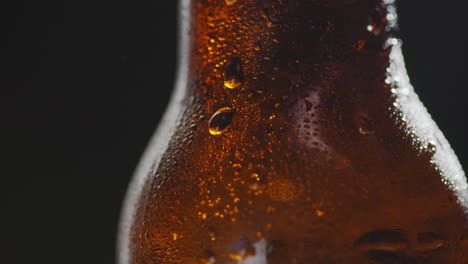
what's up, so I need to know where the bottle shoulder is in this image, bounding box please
[121,44,468,264]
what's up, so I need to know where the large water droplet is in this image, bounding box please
[209,107,234,135]
[224,58,243,89]
[228,236,256,261]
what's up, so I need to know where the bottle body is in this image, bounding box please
[119,0,468,263]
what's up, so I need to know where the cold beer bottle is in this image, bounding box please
[119,0,468,263]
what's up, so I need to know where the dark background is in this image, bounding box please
[2,1,467,264]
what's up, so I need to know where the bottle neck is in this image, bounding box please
[185,0,397,96]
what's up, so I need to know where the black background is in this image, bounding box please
[2,1,467,264]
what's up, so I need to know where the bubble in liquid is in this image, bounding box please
[228,236,256,261]
[209,107,234,135]
[224,58,243,89]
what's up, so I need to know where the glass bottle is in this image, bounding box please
[119,0,468,263]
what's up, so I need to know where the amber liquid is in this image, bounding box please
[119,0,468,263]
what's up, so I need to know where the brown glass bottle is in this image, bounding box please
[118,0,468,263]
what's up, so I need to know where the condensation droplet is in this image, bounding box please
[224,57,243,89]
[354,229,408,251]
[355,40,366,51]
[333,158,351,170]
[209,231,217,241]
[201,256,216,264]
[367,10,387,36]
[427,142,436,153]
[416,232,445,251]
[209,107,234,135]
[355,113,375,135]
[228,236,256,261]
[225,0,236,5]
[304,99,313,111]
[461,236,468,246]
[250,173,260,182]
[201,250,216,264]
[249,173,263,191]
[261,8,279,27]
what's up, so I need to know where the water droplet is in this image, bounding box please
[261,8,279,27]
[228,236,256,261]
[209,107,234,135]
[355,40,366,51]
[354,229,408,251]
[225,0,236,5]
[416,232,445,251]
[206,233,215,241]
[355,113,375,135]
[201,250,216,264]
[367,10,387,36]
[201,256,216,264]
[316,209,325,217]
[304,99,313,111]
[249,183,259,190]
[426,142,436,153]
[224,58,243,89]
